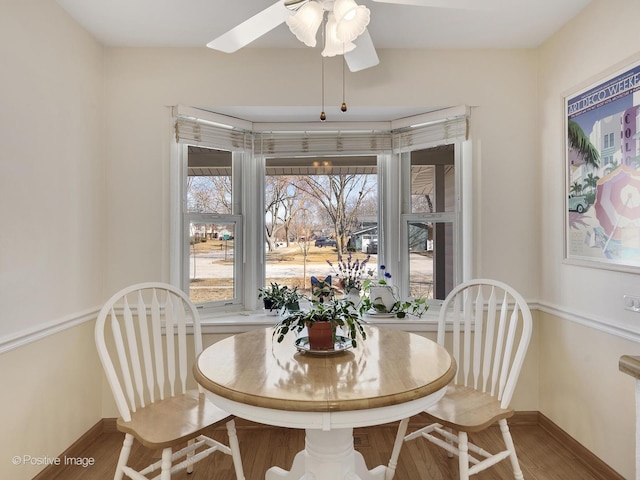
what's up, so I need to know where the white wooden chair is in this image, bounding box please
[95,282,245,480]
[386,279,532,480]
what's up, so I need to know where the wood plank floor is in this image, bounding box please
[42,416,608,480]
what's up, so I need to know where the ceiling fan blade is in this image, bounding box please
[371,0,503,10]
[206,1,293,53]
[344,30,379,72]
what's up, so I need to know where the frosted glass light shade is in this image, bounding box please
[322,13,356,57]
[285,1,324,47]
[333,0,370,42]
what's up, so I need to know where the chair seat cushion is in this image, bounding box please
[116,390,234,449]
[422,385,514,432]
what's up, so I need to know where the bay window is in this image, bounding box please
[172,106,470,318]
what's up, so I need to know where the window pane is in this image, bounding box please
[187,146,232,214]
[189,221,235,304]
[411,146,455,213]
[264,157,378,296]
[408,220,454,300]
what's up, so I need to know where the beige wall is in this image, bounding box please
[103,47,541,297]
[537,1,640,478]
[539,312,638,478]
[0,322,102,479]
[0,1,105,338]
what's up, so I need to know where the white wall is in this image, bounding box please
[0,2,105,479]
[538,1,640,477]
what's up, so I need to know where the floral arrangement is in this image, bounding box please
[326,253,371,291]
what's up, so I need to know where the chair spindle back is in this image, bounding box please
[95,282,203,422]
[436,279,532,408]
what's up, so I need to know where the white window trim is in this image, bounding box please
[170,106,473,327]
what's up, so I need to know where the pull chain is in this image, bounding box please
[320,16,327,122]
[341,46,347,113]
[320,55,326,121]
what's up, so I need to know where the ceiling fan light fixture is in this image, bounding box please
[285,1,324,47]
[322,13,356,57]
[333,0,370,42]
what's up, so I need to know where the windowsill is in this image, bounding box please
[199,309,440,335]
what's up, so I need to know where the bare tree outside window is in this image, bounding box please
[295,173,376,253]
[264,158,378,294]
[185,147,236,305]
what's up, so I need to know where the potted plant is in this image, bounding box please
[359,295,428,319]
[360,265,429,318]
[258,283,302,314]
[326,252,371,304]
[273,296,367,350]
[283,286,303,311]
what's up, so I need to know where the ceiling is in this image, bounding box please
[55,0,592,123]
[56,0,591,50]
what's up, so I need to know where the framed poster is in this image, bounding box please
[565,57,640,271]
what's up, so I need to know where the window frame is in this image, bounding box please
[171,106,472,321]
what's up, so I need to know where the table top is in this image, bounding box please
[194,325,456,413]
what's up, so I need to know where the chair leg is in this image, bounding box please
[160,448,172,480]
[386,418,410,480]
[226,419,245,480]
[458,431,470,480]
[114,433,133,480]
[187,439,194,474]
[499,419,524,480]
[446,427,454,458]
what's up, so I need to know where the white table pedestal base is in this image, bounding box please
[265,428,387,480]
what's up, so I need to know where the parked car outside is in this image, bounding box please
[568,194,589,214]
[314,237,337,248]
[366,241,378,254]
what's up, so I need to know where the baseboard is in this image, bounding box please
[33,419,106,480]
[538,412,625,480]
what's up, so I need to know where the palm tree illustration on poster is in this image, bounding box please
[565,56,640,270]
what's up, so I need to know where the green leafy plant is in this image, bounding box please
[359,265,429,318]
[359,294,428,318]
[258,283,302,312]
[273,297,367,348]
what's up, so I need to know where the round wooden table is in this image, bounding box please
[194,325,455,480]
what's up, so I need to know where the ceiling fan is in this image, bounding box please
[206,0,502,72]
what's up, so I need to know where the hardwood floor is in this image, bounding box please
[40,416,615,480]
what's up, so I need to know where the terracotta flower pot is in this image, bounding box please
[307,321,334,350]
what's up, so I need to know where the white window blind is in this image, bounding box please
[254,130,392,157]
[175,116,250,152]
[392,115,468,153]
[173,105,469,156]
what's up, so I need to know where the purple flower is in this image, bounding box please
[328,253,371,290]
